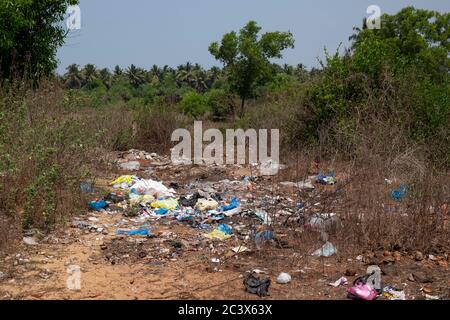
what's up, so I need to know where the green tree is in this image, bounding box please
[0,0,79,81]
[126,64,146,89]
[64,64,82,89]
[351,7,449,82]
[209,21,294,116]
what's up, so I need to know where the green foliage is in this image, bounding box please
[180,91,209,119]
[209,21,295,115]
[352,7,449,82]
[0,0,79,81]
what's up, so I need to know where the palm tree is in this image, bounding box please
[82,64,97,88]
[64,64,82,89]
[113,65,123,76]
[126,64,146,89]
[99,68,112,89]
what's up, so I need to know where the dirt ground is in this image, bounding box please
[0,150,449,300]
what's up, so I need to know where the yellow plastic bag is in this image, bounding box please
[111,175,135,186]
[151,198,178,210]
[204,229,231,241]
[130,194,155,206]
[195,199,219,211]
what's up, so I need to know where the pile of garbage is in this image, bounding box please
[86,175,252,241]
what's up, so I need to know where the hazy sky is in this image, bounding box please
[57,0,449,74]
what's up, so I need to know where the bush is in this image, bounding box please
[180,91,209,119]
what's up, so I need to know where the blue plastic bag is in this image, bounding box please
[89,200,107,211]
[155,208,169,215]
[222,198,239,211]
[218,223,232,235]
[116,228,150,236]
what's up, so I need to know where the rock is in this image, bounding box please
[276,272,292,284]
[344,269,357,277]
[414,251,424,261]
[380,264,399,276]
[437,260,448,268]
[382,256,396,263]
[0,271,7,281]
[422,287,433,294]
[383,251,392,257]
[412,272,434,283]
[119,161,140,171]
[23,237,38,246]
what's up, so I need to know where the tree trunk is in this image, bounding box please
[240,97,246,118]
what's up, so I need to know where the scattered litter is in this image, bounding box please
[119,161,140,171]
[329,277,348,287]
[89,199,108,211]
[204,229,231,241]
[23,237,38,246]
[151,198,178,210]
[383,286,406,300]
[217,223,232,235]
[116,228,151,236]
[255,211,272,225]
[312,242,337,257]
[80,182,94,193]
[391,184,407,201]
[195,199,219,211]
[255,230,275,248]
[276,273,292,284]
[316,172,336,185]
[243,273,271,297]
[424,294,440,300]
[221,197,239,211]
[232,246,249,253]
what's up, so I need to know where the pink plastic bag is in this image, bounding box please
[347,283,378,300]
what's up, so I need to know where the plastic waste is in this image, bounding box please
[105,192,125,203]
[155,208,169,215]
[255,230,275,248]
[217,223,232,235]
[312,241,337,257]
[89,199,108,211]
[223,207,242,217]
[306,213,342,232]
[129,194,155,206]
[255,211,272,225]
[243,273,271,297]
[119,161,140,171]
[329,277,348,287]
[204,229,231,241]
[131,179,176,198]
[80,182,94,193]
[232,246,249,253]
[316,172,337,185]
[383,286,406,300]
[151,198,178,210]
[195,199,219,211]
[179,193,201,207]
[221,198,239,211]
[391,184,407,201]
[276,273,292,284]
[116,228,150,236]
[111,175,138,189]
[23,237,38,246]
[347,282,378,300]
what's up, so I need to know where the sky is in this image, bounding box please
[57,0,450,74]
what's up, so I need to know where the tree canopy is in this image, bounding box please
[0,0,78,81]
[209,21,295,116]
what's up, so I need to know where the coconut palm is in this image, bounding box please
[82,64,97,88]
[126,64,146,89]
[64,64,82,89]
